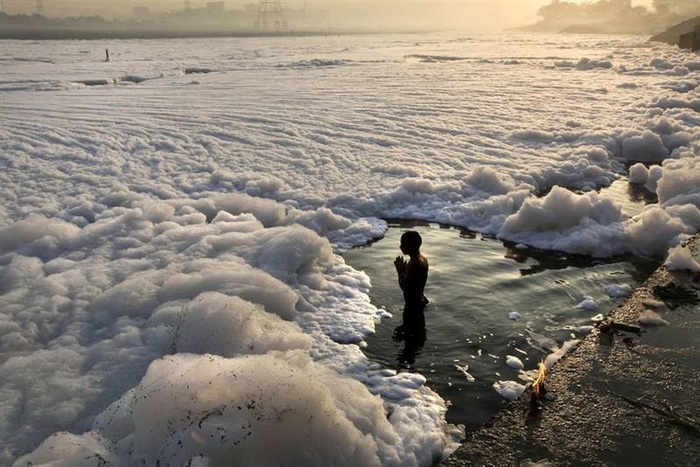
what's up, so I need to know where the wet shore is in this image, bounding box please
[444,235,700,466]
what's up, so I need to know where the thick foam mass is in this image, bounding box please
[172,292,313,356]
[0,193,458,465]
[16,352,404,466]
[95,353,398,466]
[498,186,625,257]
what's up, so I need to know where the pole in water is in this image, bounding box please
[105,49,110,62]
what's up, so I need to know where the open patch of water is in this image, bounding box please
[344,221,659,430]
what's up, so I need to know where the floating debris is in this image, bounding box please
[605,284,633,298]
[455,364,475,383]
[610,391,700,435]
[600,321,642,335]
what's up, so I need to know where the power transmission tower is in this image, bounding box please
[36,0,45,16]
[0,0,5,14]
[255,1,287,32]
[183,0,191,12]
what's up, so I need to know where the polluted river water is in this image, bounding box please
[343,181,660,430]
[344,219,659,430]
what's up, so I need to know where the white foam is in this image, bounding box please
[642,298,667,309]
[492,380,527,401]
[657,157,700,208]
[506,355,524,370]
[172,292,313,356]
[644,165,664,193]
[498,186,624,257]
[0,214,80,253]
[574,296,598,311]
[543,339,580,370]
[20,352,403,466]
[665,245,700,272]
[628,163,649,184]
[638,309,669,327]
[621,130,670,162]
[554,57,612,70]
[604,284,633,298]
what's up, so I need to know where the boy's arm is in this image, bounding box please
[394,256,407,290]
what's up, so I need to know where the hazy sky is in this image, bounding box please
[2,0,656,17]
[0,0,659,31]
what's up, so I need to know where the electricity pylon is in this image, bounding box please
[255,1,287,32]
[36,0,45,16]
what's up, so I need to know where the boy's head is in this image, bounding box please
[400,231,422,255]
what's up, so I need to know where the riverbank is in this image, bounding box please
[444,235,700,466]
[0,28,388,41]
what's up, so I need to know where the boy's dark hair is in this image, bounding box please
[401,231,422,248]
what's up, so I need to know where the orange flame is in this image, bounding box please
[532,360,547,397]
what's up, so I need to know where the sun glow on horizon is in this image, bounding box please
[0,0,697,36]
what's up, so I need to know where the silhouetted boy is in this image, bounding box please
[394,231,429,333]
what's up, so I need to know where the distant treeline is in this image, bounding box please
[0,11,389,40]
[517,0,700,34]
[0,12,109,26]
[0,10,276,39]
[0,10,254,28]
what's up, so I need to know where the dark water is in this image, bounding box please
[343,221,659,430]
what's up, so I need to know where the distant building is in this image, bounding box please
[206,2,225,14]
[132,6,150,17]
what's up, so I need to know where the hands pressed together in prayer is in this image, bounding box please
[394,255,407,276]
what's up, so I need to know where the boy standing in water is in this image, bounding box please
[394,231,429,333]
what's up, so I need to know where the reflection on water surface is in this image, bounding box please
[344,221,658,429]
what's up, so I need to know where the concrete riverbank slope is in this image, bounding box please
[444,235,700,466]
